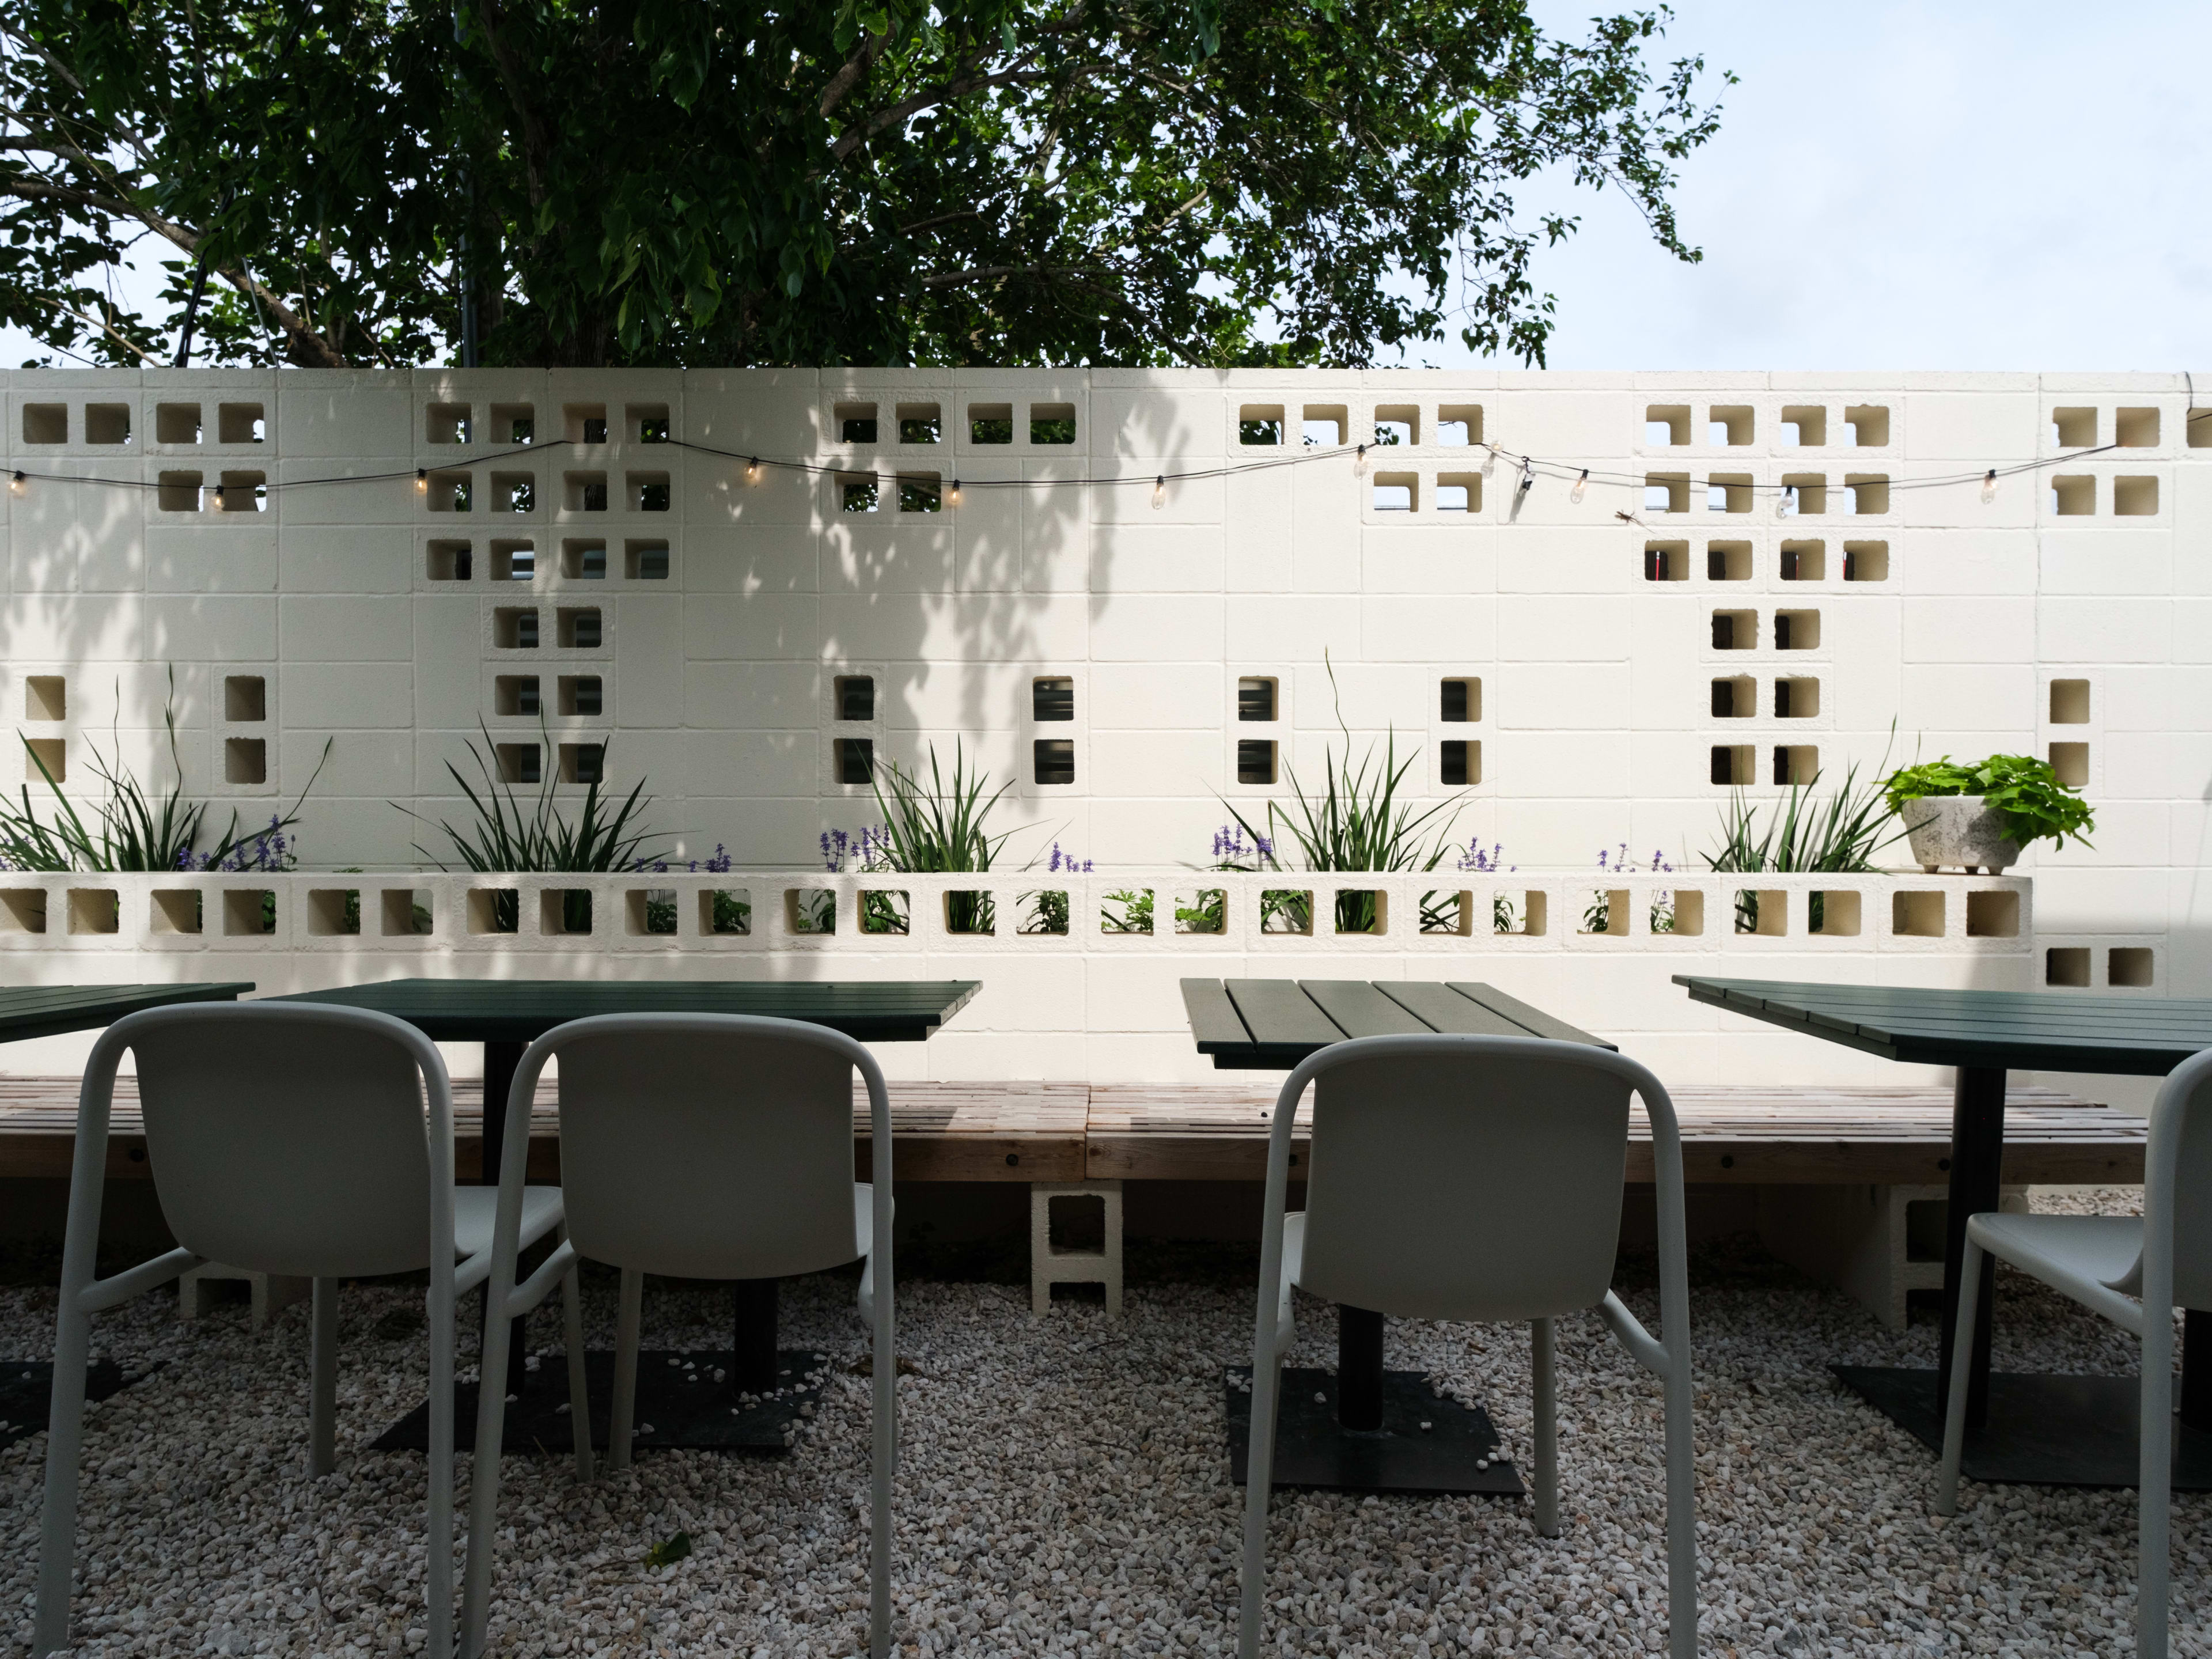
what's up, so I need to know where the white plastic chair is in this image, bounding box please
[1938,1045,2212,1659]
[460,1013,897,1659]
[32,1002,574,1659]
[1237,1033,1698,1659]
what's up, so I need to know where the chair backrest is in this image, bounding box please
[542,1014,865,1279]
[1294,1037,1638,1323]
[2152,1049,2212,1310]
[124,1003,444,1279]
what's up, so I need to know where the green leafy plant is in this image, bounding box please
[868,743,1014,935]
[1881,754,2094,850]
[1100,887,1154,933]
[1703,752,1904,933]
[643,1531,692,1568]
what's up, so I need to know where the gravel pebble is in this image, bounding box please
[3,1186,2200,1657]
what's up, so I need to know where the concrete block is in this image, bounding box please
[1029,1181,1122,1318]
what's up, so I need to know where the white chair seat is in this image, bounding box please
[1969,1211,2144,1294]
[453,1186,565,1260]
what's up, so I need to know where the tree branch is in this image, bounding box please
[474,0,550,209]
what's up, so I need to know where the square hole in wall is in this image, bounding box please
[1238,739,1277,785]
[1711,609,1755,650]
[496,743,540,783]
[1578,888,1632,937]
[494,608,539,649]
[1332,889,1387,935]
[1372,474,1416,511]
[1493,889,1547,937]
[2050,475,2094,515]
[1781,540,1825,581]
[1644,472,1689,513]
[836,675,875,722]
[1033,676,1074,721]
[67,888,118,935]
[2052,407,2097,448]
[155,403,202,445]
[1844,405,1891,446]
[1436,404,1482,446]
[2050,678,2091,724]
[897,474,941,513]
[1440,676,1479,722]
[488,540,535,581]
[427,540,474,580]
[559,744,604,785]
[835,402,878,444]
[21,404,66,444]
[2046,946,2091,986]
[896,403,941,444]
[1844,474,1890,514]
[628,404,670,445]
[1239,404,1284,446]
[1035,738,1075,785]
[836,737,874,785]
[1734,889,1787,936]
[306,888,362,937]
[1780,406,1827,446]
[559,675,602,717]
[84,403,130,445]
[216,403,264,445]
[221,889,274,937]
[381,888,433,936]
[1654,889,1704,937]
[25,676,64,722]
[1302,404,1348,446]
[225,676,266,722]
[840,475,880,513]
[1030,404,1077,445]
[467,888,519,935]
[2114,407,2160,447]
[1892,889,1945,937]
[150,889,202,935]
[565,404,608,445]
[1373,404,1419,447]
[562,540,606,579]
[2110,947,2154,987]
[157,471,204,513]
[427,469,472,512]
[488,403,533,445]
[2191,409,2212,449]
[1710,744,1755,785]
[1435,472,1479,512]
[1707,541,1753,581]
[541,889,594,934]
[1709,406,1753,445]
[2114,475,2159,515]
[624,540,669,579]
[557,607,602,649]
[564,471,607,512]
[1708,473,1752,513]
[427,403,472,444]
[488,472,535,514]
[0,888,47,934]
[1775,609,1820,650]
[1843,540,1889,581]
[495,675,540,717]
[1645,540,1687,581]
[626,887,680,937]
[969,403,1014,444]
[1809,889,1862,936]
[23,737,64,782]
[1772,744,1819,785]
[1775,676,1820,718]
[1440,740,1478,786]
[1710,676,1754,718]
[627,472,670,512]
[1644,404,1690,446]
[214,471,266,513]
[1966,891,2020,938]
[2048,741,2089,786]
[1233,676,1277,722]
[701,888,751,935]
[1780,474,1827,514]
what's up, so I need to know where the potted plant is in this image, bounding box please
[1881,755,2094,873]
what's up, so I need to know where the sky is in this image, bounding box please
[12,1,2210,376]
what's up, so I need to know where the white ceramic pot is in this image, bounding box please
[1900,796,2021,873]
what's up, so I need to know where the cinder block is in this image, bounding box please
[1030,1180,1123,1318]
[1758,1183,2029,1332]
[180,1262,312,1330]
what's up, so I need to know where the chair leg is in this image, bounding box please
[870,1244,895,1659]
[310,1277,340,1478]
[461,1263,522,1659]
[2141,1308,2174,1659]
[609,1268,643,1472]
[1532,1317,1559,1538]
[426,1280,456,1659]
[1936,1237,1986,1517]
[561,1249,593,1484]
[31,1290,94,1656]
[1238,1355,1285,1659]
[1661,1330,1699,1659]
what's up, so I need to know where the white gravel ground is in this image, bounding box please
[2,1188,2199,1658]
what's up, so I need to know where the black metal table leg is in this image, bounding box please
[2185,1311,2212,1433]
[1937,1066,2006,1429]
[481,1039,529,1398]
[1337,1305,1384,1431]
[733,1278,780,1392]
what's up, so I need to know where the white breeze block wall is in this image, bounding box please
[0,368,2202,1090]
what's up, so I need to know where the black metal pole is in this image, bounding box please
[1337,1305,1384,1431]
[733,1278,779,1392]
[2184,1310,2212,1433]
[1937,1066,2006,1429]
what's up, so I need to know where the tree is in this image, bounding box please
[1,1,1726,370]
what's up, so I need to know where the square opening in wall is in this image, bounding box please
[151,889,202,935]
[1645,405,1691,446]
[1844,406,1891,447]
[1019,891,1070,935]
[1031,404,1077,445]
[558,607,602,649]
[836,402,879,444]
[25,677,64,722]
[488,540,535,581]
[427,470,472,512]
[427,540,473,580]
[565,404,608,445]
[381,888,433,936]
[1780,474,1827,514]
[494,676,540,717]
[627,472,671,512]
[1653,889,1703,937]
[1440,740,1478,786]
[1493,890,1547,937]
[624,541,669,579]
[2050,678,2091,723]
[155,403,202,444]
[1810,889,1862,935]
[2115,407,2160,447]
[1707,540,1752,581]
[217,403,265,445]
[1302,404,1347,447]
[1775,609,1820,649]
[1034,738,1075,785]
[225,676,266,722]
[563,471,607,512]
[628,404,671,444]
[2192,410,2212,449]
[1237,739,1277,785]
[467,888,518,935]
[1844,474,1890,515]
[22,737,64,782]
[1435,472,1479,511]
[214,471,266,513]
[494,608,539,649]
[1420,891,1471,935]
[1579,888,1632,937]
[1710,676,1754,718]
[1645,473,1689,513]
[1709,406,1754,445]
[2114,475,2159,515]
[1708,474,1752,513]
[67,888,118,935]
[1775,677,1820,718]
[1772,744,1819,786]
[1892,890,1945,937]
[1332,889,1386,936]
[896,403,941,444]
[496,743,541,783]
[1175,888,1228,935]
[2046,946,2091,987]
[1710,744,1754,785]
[1256,889,1310,934]
[1436,404,1482,446]
[1710,609,1755,649]
[627,888,680,937]
[488,472,535,514]
[1966,890,2020,938]
[969,403,1014,444]
[562,540,606,579]
[2048,741,2089,787]
[1372,474,1415,511]
[1781,541,1825,581]
[1238,405,1284,446]
[0,889,47,934]
[1734,889,1787,936]
[20,404,65,444]
[489,403,534,444]
[306,889,361,937]
[541,889,594,935]
[1238,676,1278,721]
[1033,676,1074,721]
[85,403,130,445]
[1780,406,1827,446]
[2110,947,2155,987]
[559,743,604,785]
[221,889,274,937]
[701,888,751,935]
[1373,404,1419,447]
[836,675,876,722]
[840,475,880,513]
[2052,407,2097,448]
[1440,677,1479,721]
[157,471,204,513]
[897,474,941,513]
[1843,541,1889,581]
[2051,475,2095,515]
[1100,888,1153,935]
[1645,540,1687,581]
[559,675,602,717]
[836,737,874,785]
[427,403,472,444]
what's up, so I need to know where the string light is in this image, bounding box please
[1570,468,1588,504]
[1981,468,1997,504]
[8,471,22,495]
[745,456,761,484]
[1516,459,1534,498]
[414,467,427,493]
[1152,475,1166,510]
[947,478,961,506]
[1353,443,1369,478]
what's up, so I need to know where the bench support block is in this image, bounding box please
[179,1263,311,1331]
[1758,1182,2028,1331]
[1030,1180,1123,1319]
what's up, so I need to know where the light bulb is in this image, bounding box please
[1570,468,1588,504]
[9,471,23,496]
[1776,484,1796,520]
[1516,460,1534,498]
[414,467,427,493]
[948,478,961,506]
[1353,443,1368,478]
[1980,468,1997,504]
[1152,475,1166,510]
[745,456,761,484]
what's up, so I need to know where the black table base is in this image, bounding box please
[1226,1366,1524,1495]
[0,1358,151,1452]
[374,1348,828,1455]
[1838,1365,2212,1488]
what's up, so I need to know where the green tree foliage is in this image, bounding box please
[2,1,1726,369]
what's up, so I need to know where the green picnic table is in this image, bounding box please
[0,983,253,1043]
[1180,976,1615,1070]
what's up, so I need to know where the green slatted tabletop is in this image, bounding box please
[1181,977,1612,1069]
[0,983,253,1043]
